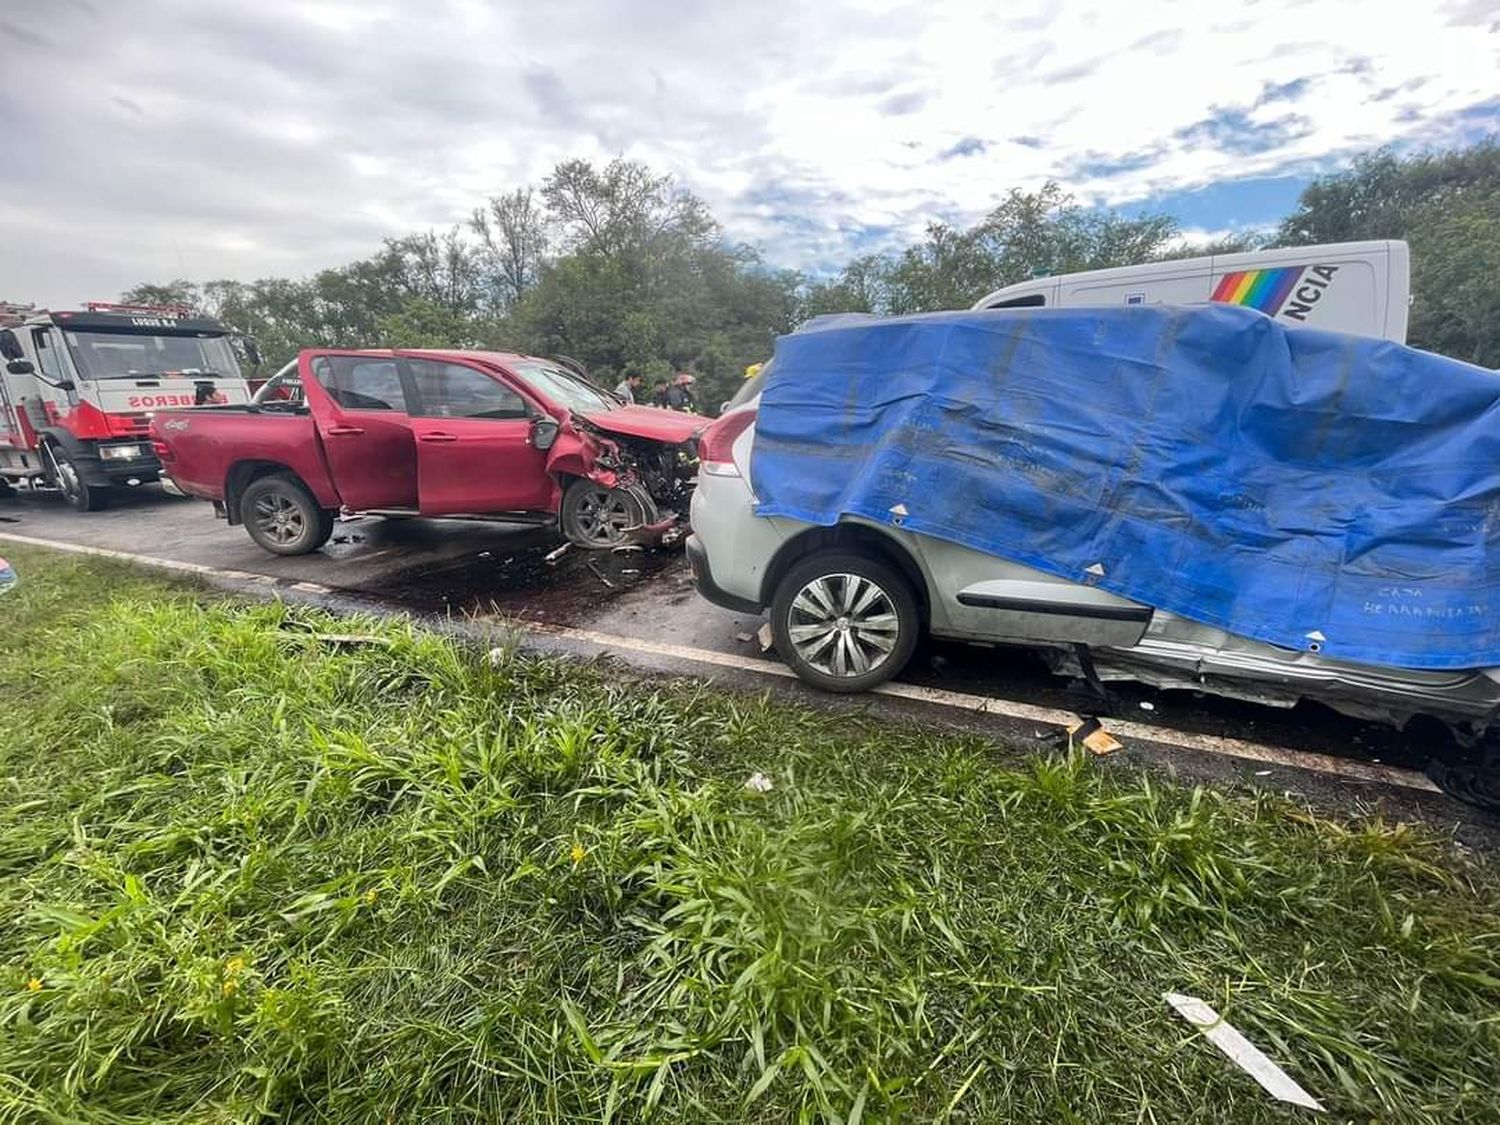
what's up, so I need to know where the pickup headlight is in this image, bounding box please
[100,443,149,461]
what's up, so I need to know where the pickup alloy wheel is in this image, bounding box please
[560,480,655,549]
[241,474,335,556]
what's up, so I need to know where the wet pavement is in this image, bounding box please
[2,480,1494,821]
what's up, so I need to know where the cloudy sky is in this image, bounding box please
[2,0,1496,307]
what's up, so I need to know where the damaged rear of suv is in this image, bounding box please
[152,348,706,556]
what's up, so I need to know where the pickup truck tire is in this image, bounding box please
[241,473,335,556]
[770,551,920,694]
[560,479,656,549]
[42,442,108,512]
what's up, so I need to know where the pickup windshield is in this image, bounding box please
[510,360,618,413]
[64,330,242,380]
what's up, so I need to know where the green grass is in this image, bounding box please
[0,545,1496,1123]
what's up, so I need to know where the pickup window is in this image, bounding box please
[408,359,529,420]
[310,356,407,411]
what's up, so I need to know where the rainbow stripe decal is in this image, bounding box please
[1211,266,1305,315]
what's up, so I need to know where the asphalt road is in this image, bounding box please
[3,481,1495,835]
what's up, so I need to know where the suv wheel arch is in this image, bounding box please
[760,523,929,623]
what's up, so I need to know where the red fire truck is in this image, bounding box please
[0,302,256,510]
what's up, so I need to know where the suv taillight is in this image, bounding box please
[697,409,755,477]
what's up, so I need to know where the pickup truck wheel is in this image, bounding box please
[42,442,108,512]
[560,480,654,549]
[771,551,919,693]
[241,474,334,556]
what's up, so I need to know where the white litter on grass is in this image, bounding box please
[1139,701,1155,711]
[1255,770,1273,777]
[1164,993,1324,1112]
[744,772,774,793]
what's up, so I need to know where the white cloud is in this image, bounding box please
[0,0,1493,305]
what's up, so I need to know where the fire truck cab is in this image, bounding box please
[0,302,255,510]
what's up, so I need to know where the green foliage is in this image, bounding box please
[801,182,1186,317]
[1273,140,1500,365]
[1,548,1498,1122]
[117,279,201,309]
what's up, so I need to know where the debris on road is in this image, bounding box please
[544,542,572,564]
[757,622,774,653]
[744,772,774,793]
[1164,992,1324,1111]
[735,631,755,644]
[1139,700,1156,711]
[1069,716,1123,756]
[586,561,616,589]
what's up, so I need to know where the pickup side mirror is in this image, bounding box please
[55,379,75,392]
[529,416,560,451]
[0,330,23,362]
[6,359,33,376]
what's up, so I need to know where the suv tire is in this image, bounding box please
[771,550,919,693]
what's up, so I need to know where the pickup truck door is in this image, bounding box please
[405,357,556,515]
[299,351,419,511]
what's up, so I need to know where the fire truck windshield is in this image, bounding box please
[62,330,241,380]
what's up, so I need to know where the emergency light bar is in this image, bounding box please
[84,301,193,318]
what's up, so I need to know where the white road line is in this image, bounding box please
[530,623,1440,792]
[0,531,1444,793]
[0,531,276,585]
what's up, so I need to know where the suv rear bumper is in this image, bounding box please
[686,533,762,614]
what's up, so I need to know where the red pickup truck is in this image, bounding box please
[150,348,705,555]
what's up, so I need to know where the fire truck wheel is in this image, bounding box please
[42,442,108,512]
[241,473,335,556]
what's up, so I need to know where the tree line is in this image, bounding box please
[123,139,1498,411]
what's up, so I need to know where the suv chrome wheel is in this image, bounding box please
[770,551,920,693]
[787,573,900,677]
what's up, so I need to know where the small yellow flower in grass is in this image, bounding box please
[26,977,42,993]
[225,956,246,976]
[362,888,378,905]
[222,980,237,997]
[570,842,587,865]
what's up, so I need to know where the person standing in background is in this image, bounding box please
[666,372,697,412]
[649,378,671,407]
[614,369,644,403]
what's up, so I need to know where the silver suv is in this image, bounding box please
[686,369,1500,735]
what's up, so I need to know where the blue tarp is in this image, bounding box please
[750,305,1500,670]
